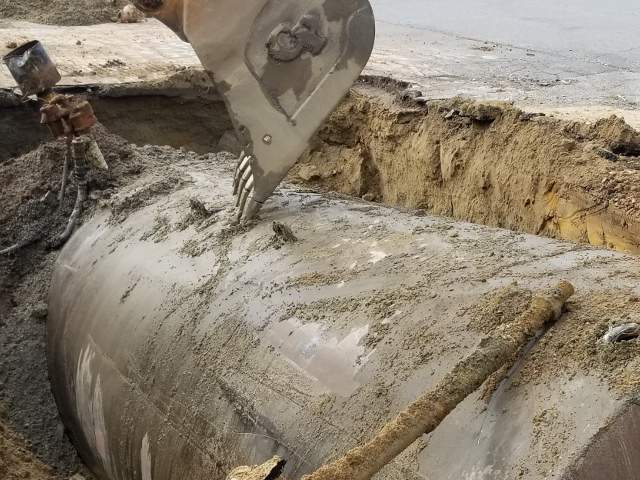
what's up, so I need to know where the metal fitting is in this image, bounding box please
[3,40,61,96]
[69,101,97,134]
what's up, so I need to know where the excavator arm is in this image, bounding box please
[135,0,375,222]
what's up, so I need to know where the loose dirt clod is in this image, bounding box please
[117,4,145,23]
[226,457,286,480]
[272,222,298,244]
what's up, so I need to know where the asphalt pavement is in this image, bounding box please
[2,3,640,124]
[369,0,640,120]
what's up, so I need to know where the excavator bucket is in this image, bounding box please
[135,0,376,222]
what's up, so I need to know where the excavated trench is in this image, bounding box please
[2,76,640,480]
[4,75,640,253]
[295,77,640,254]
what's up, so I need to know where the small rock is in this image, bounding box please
[400,87,423,101]
[443,109,458,120]
[118,4,145,23]
[297,164,321,182]
[519,112,545,122]
[31,302,48,320]
[76,40,82,46]
[595,147,619,162]
[69,474,86,480]
[462,103,503,123]
[362,193,376,202]
[5,41,18,49]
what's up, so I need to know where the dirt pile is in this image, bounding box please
[464,285,640,396]
[0,421,56,480]
[292,78,640,254]
[0,0,128,26]
[518,290,640,395]
[0,125,137,478]
[0,126,194,478]
[0,116,239,477]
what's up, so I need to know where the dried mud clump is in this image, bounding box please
[464,284,533,334]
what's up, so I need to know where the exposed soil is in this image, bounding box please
[517,291,640,395]
[5,76,640,257]
[0,0,128,26]
[292,77,640,254]
[0,420,56,480]
[0,111,242,477]
[465,284,534,334]
[0,125,188,478]
[465,286,640,396]
[1,70,233,162]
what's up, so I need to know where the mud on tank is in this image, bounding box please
[48,157,640,480]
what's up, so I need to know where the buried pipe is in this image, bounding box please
[232,282,575,480]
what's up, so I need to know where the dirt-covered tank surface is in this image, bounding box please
[0,122,639,479]
[0,117,640,478]
[46,140,640,480]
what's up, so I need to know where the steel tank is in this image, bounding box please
[48,157,640,480]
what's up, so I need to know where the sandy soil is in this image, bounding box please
[0,0,128,26]
[0,420,57,480]
[293,78,640,254]
[0,124,233,478]
[0,126,138,479]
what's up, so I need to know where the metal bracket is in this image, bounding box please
[267,14,327,62]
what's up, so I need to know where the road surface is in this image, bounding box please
[370,0,640,119]
[2,2,640,123]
